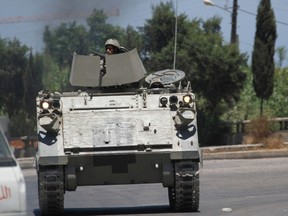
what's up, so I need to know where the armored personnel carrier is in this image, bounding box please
[35,49,202,215]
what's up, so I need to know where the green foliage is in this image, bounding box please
[122,25,143,52]
[266,67,288,116]
[141,2,248,146]
[220,66,288,122]
[43,22,89,67]
[87,9,111,51]
[252,39,274,99]
[1,2,288,147]
[23,53,43,117]
[0,39,29,117]
[187,40,247,109]
[87,9,126,53]
[143,1,179,54]
[142,3,248,111]
[276,46,287,68]
[0,38,44,136]
[42,9,137,92]
[220,67,259,121]
[252,0,277,115]
[41,55,70,92]
[9,110,36,137]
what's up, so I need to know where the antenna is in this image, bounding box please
[173,0,178,70]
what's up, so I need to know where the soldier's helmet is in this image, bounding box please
[105,39,120,49]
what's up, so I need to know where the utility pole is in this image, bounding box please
[204,0,238,44]
[230,0,238,44]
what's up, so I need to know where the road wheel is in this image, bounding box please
[168,161,199,212]
[38,165,65,216]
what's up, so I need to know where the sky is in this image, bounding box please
[0,0,287,66]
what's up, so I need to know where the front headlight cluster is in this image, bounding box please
[39,99,61,110]
[37,91,62,133]
[158,94,196,129]
[38,91,62,112]
[182,95,193,105]
[159,94,194,109]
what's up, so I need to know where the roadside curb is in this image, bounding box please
[201,143,288,160]
[203,149,288,160]
[17,157,35,169]
[17,144,288,169]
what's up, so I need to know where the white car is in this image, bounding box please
[0,127,27,216]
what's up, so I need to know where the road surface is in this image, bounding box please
[23,157,288,216]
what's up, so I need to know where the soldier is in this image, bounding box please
[99,39,128,75]
[105,38,121,55]
[90,39,128,75]
[105,38,129,54]
[99,39,120,75]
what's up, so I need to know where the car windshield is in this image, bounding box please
[0,130,16,167]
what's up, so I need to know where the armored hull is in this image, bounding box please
[35,49,201,215]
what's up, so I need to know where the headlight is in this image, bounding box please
[40,99,61,110]
[183,95,193,105]
[169,95,178,111]
[169,95,178,105]
[52,100,61,109]
[40,100,51,110]
[159,96,168,107]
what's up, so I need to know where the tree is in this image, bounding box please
[0,38,44,137]
[251,0,277,116]
[122,25,143,52]
[184,19,247,109]
[266,67,288,117]
[142,2,248,145]
[276,46,287,68]
[87,9,126,53]
[43,22,89,67]
[43,21,91,92]
[42,9,131,91]
[0,39,29,118]
[23,52,43,117]
[41,55,71,92]
[142,1,191,71]
[143,1,179,54]
[142,2,247,110]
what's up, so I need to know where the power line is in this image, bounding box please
[238,8,288,26]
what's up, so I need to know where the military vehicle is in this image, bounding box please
[35,48,202,215]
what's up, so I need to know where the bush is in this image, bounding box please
[244,116,272,143]
[243,116,284,148]
[264,134,284,149]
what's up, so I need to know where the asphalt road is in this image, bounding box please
[23,157,288,216]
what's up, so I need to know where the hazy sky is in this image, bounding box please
[0,0,287,66]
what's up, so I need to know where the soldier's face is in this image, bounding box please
[106,45,115,55]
